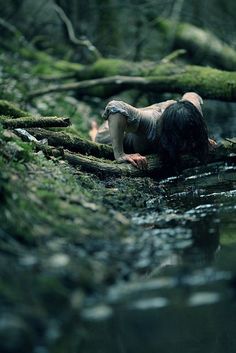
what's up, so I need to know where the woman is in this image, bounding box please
[93,92,216,169]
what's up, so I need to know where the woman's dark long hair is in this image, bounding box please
[158,100,209,169]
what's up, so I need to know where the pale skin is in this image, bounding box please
[105,93,217,169]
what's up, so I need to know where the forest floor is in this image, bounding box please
[1,47,236,353]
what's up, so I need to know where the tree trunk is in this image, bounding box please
[155,18,236,71]
[28,61,236,101]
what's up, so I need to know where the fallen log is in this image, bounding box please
[26,128,114,159]
[16,128,236,178]
[38,144,234,179]
[24,128,236,164]
[155,18,236,71]
[64,151,149,177]
[63,141,236,177]
[0,116,70,129]
[28,62,236,101]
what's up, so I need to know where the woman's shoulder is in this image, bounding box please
[103,100,131,119]
[158,99,176,111]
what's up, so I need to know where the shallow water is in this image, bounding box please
[80,161,236,352]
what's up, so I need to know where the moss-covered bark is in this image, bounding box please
[76,58,156,80]
[27,128,114,159]
[64,141,236,177]
[33,138,236,178]
[0,100,29,118]
[0,117,71,129]
[29,61,236,101]
[155,18,236,71]
[19,47,84,75]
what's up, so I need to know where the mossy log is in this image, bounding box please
[63,142,236,178]
[0,117,70,129]
[29,61,236,101]
[155,18,236,71]
[26,128,114,159]
[0,100,29,118]
[25,128,236,166]
[28,132,236,178]
[64,151,150,177]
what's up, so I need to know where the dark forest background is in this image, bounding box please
[1,0,236,62]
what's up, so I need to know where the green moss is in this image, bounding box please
[155,18,172,34]
[20,48,83,75]
[32,95,89,138]
[147,64,236,101]
[0,120,156,247]
[148,62,181,76]
[86,58,153,78]
[0,127,133,244]
[220,227,236,245]
[0,100,29,118]
[54,60,83,73]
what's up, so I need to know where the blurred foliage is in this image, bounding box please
[0,0,235,62]
[0,49,99,137]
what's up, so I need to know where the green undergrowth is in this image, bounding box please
[0,51,100,138]
[0,125,156,244]
[0,130,124,244]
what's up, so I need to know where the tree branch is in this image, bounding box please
[0,16,31,48]
[53,4,102,62]
[160,49,187,64]
[155,18,236,71]
[0,116,70,129]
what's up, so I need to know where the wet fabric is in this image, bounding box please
[96,99,176,154]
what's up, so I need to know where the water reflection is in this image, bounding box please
[81,159,236,353]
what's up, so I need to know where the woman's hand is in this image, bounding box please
[116,153,148,169]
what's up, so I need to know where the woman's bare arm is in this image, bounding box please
[108,113,147,169]
[108,113,127,160]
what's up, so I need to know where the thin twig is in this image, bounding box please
[53,4,102,61]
